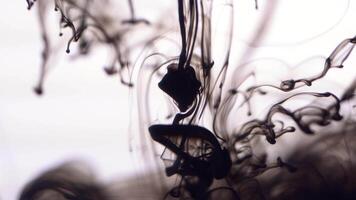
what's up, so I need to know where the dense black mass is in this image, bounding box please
[158,64,201,112]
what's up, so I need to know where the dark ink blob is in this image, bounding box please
[158,64,201,112]
[280,79,295,91]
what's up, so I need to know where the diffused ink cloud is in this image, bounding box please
[21,0,356,199]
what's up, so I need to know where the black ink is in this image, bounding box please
[158,64,201,112]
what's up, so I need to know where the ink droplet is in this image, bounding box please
[158,64,201,112]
